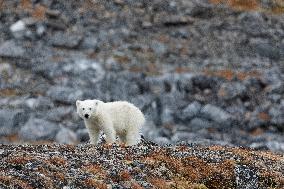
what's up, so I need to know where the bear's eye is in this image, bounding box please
[89,108,91,110]
[82,108,85,110]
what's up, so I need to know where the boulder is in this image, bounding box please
[200,104,232,125]
[55,127,78,144]
[0,109,28,136]
[19,118,59,141]
[46,86,83,104]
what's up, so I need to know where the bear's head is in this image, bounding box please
[76,99,101,120]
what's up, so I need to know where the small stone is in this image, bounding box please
[235,165,259,189]
[163,15,194,26]
[218,82,246,100]
[9,20,26,38]
[49,32,83,48]
[45,9,61,17]
[36,24,46,37]
[142,21,152,28]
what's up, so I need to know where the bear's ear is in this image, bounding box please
[76,100,81,107]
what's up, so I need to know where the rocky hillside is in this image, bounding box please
[0,0,283,151]
[0,141,283,189]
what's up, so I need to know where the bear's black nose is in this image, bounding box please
[84,114,89,119]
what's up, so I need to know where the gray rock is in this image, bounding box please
[9,20,26,38]
[46,106,73,122]
[218,82,246,100]
[150,40,167,56]
[178,101,201,121]
[153,137,171,145]
[192,75,218,90]
[36,24,46,37]
[269,105,284,128]
[200,104,231,124]
[160,107,174,124]
[235,165,259,189]
[101,73,140,101]
[46,86,83,104]
[0,40,26,58]
[76,129,90,143]
[0,109,28,136]
[55,127,78,144]
[176,73,194,93]
[253,42,280,60]
[129,94,154,111]
[171,132,198,143]
[247,109,270,130]
[49,32,83,48]
[141,121,160,140]
[24,96,54,111]
[189,118,214,131]
[80,36,98,50]
[266,141,284,152]
[19,118,59,141]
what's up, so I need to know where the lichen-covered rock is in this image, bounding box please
[0,141,283,189]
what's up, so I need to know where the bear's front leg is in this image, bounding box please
[85,121,100,145]
[99,113,116,144]
[103,126,116,144]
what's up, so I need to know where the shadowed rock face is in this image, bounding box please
[0,140,283,189]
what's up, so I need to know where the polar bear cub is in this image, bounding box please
[76,99,145,146]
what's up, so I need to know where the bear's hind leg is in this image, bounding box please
[125,128,141,146]
[118,134,127,144]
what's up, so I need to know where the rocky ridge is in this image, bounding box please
[0,140,283,189]
[0,0,283,152]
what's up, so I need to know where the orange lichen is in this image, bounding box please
[119,170,132,181]
[82,164,104,174]
[204,69,261,81]
[148,177,172,189]
[209,0,260,11]
[20,0,32,10]
[7,156,33,165]
[131,181,144,189]
[113,55,130,64]
[0,89,18,96]
[32,4,47,20]
[49,156,67,167]
[204,69,234,81]
[84,178,108,189]
[258,112,270,121]
[175,67,191,73]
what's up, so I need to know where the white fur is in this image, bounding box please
[76,99,145,146]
